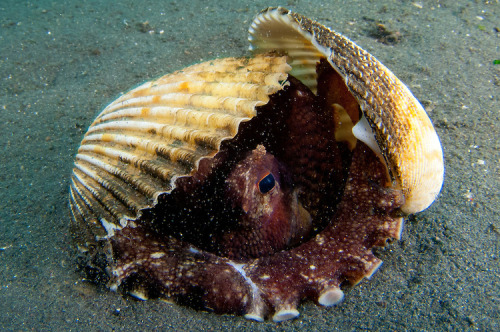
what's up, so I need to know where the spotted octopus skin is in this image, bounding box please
[110,141,403,321]
[219,145,313,260]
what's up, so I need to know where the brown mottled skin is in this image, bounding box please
[109,68,405,319]
[110,142,403,316]
[219,145,312,259]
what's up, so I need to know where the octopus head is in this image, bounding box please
[220,144,312,259]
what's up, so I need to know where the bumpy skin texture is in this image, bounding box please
[219,145,312,259]
[107,76,405,321]
[110,142,404,320]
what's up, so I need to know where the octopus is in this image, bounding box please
[70,7,443,322]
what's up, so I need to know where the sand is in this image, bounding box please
[1,0,498,330]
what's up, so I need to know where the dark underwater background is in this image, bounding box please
[1,0,498,330]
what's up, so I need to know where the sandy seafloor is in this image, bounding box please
[1,0,499,330]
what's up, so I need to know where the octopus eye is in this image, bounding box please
[258,173,275,194]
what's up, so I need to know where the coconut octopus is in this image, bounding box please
[69,8,444,322]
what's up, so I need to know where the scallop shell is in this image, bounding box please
[70,54,291,244]
[249,7,444,214]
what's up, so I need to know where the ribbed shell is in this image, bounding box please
[70,54,291,240]
[248,7,444,214]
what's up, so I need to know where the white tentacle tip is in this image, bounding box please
[318,288,344,306]
[244,313,265,322]
[272,308,300,322]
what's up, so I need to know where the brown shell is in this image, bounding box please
[70,54,291,247]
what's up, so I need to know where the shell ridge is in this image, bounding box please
[74,155,154,209]
[71,170,134,227]
[82,132,202,176]
[70,185,110,242]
